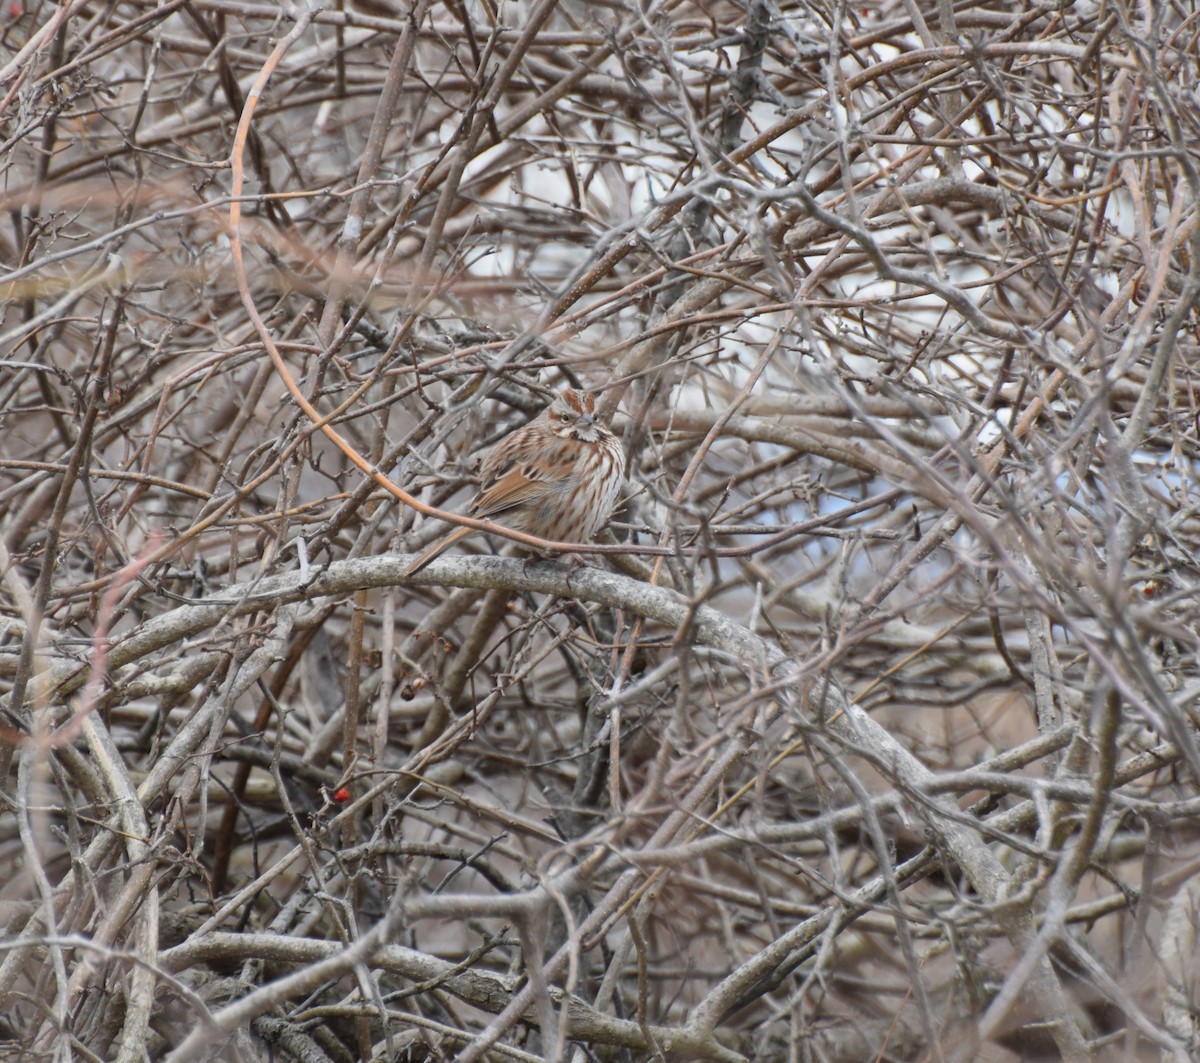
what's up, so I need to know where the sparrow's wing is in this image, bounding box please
[471,456,570,518]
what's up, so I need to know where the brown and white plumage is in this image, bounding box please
[403,388,625,576]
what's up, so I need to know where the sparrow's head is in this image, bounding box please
[544,388,603,441]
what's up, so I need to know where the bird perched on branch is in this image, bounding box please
[403,388,625,576]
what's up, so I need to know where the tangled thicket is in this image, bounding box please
[2,1,1200,1060]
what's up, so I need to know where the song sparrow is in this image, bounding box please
[403,388,625,576]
